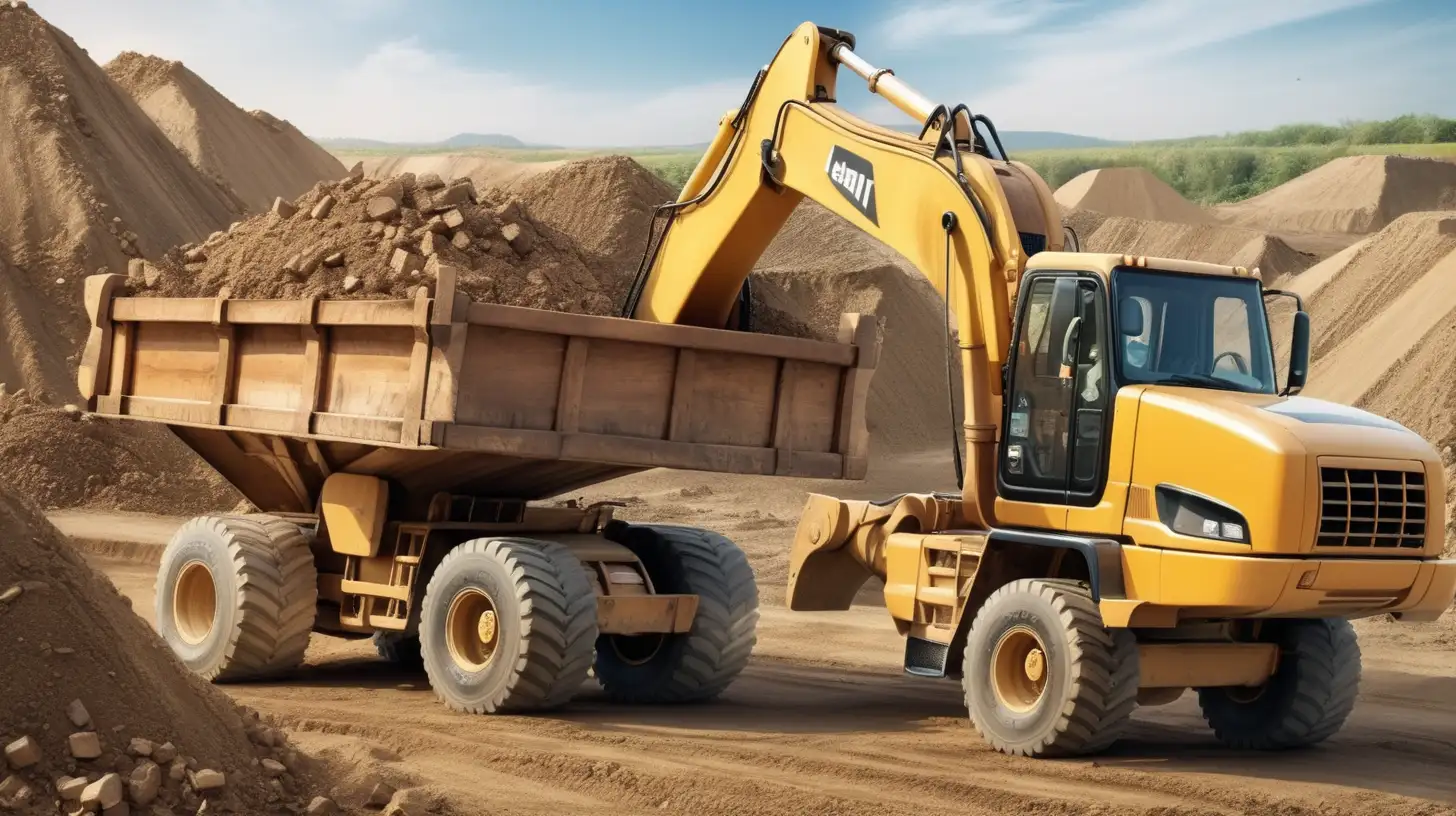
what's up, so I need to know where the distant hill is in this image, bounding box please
[440,133,528,149]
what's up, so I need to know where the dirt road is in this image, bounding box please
[59,510,1456,816]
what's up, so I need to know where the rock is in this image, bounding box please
[4,735,40,768]
[183,247,207,264]
[260,759,286,779]
[0,775,31,809]
[57,775,87,800]
[341,276,362,294]
[128,760,161,805]
[421,215,448,235]
[151,743,176,765]
[369,222,386,238]
[305,796,337,815]
[127,259,163,289]
[366,196,401,222]
[69,731,102,760]
[167,760,186,783]
[66,699,91,728]
[383,225,398,240]
[324,252,346,268]
[494,199,523,224]
[82,773,124,809]
[190,769,225,792]
[419,232,446,257]
[417,172,445,191]
[451,231,472,250]
[442,208,466,231]
[127,738,154,758]
[283,253,303,275]
[389,249,424,276]
[310,195,337,220]
[0,585,21,603]
[427,182,472,211]
[375,179,404,203]
[205,230,227,245]
[271,197,298,218]
[367,781,396,807]
[501,222,534,255]
[299,246,332,276]
[383,788,433,816]
[348,161,364,181]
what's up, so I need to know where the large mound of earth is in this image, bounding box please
[0,387,240,514]
[0,3,242,401]
[1079,215,1315,282]
[105,52,345,212]
[1218,154,1456,235]
[0,486,325,814]
[1053,167,1212,224]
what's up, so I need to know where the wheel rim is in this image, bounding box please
[445,588,500,672]
[991,626,1049,713]
[173,560,217,646]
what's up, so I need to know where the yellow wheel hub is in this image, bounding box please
[446,588,501,672]
[173,560,217,646]
[992,626,1049,713]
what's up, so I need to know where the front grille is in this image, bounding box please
[1317,467,1426,549]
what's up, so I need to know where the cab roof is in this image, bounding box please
[1027,251,1262,282]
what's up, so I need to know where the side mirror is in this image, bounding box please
[1286,310,1310,396]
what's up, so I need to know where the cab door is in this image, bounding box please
[996,273,1112,517]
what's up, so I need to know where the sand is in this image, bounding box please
[0,488,327,814]
[360,153,565,191]
[1218,154,1456,235]
[1079,215,1315,282]
[1053,167,1212,224]
[106,52,346,212]
[0,4,242,401]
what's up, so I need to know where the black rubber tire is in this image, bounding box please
[594,524,759,704]
[963,578,1138,757]
[1198,618,1361,750]
[373,632,423,669]
[419,538,597,713]
[154,514,318,682]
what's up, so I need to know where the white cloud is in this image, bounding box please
[26,0,747,146]
[882,0,1069,47]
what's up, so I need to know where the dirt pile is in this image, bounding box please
[756,201,960,454]
[0,488,329,814]
[105,52,345,212]
[499,156,676,277]
[1081,216,1315,282]
[1218,154,1456,234]
[0,387,240,514]
[1053,167,1212,224]
[361,154,564,193]
[0,4,242,399]
[137,171,627,314]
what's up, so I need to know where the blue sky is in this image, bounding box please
[30,0,1456,147]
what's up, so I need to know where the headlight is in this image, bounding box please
[1155,485,1250,543]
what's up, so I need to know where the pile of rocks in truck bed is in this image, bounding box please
[134,166,626,315]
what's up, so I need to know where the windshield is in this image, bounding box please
[1110,268,1276,394]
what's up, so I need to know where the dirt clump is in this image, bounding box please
[0,4,242,399]
[0,387,241,514]
[1053,167,1212,224]
[1081,215,1315,282]
[1218,154,1456,234]
[106,52,346,212]
[138,172,626,314]
[0,487,331,814]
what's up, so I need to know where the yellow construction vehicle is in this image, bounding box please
[622,23,1456,756]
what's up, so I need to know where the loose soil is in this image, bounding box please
[1217,154,1456,235]
[1053,167,1212,224]
[1079,214,1315,282]
[106,52,346,212]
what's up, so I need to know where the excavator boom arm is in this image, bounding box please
[627,22,1063,525]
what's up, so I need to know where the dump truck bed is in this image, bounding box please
[76,268,878,514]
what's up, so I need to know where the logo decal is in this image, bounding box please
[825,146,878,225]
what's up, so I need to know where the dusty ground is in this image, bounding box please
[54,504,1456,816]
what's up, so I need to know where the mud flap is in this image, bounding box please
[904,636,950,678]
